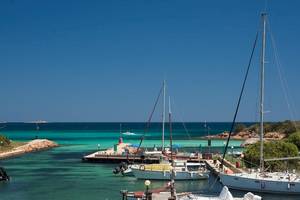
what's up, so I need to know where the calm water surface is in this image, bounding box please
[0,123,298,200]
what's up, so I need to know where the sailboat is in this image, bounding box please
[219,13,300,194]
[131,97,209,180]
[114,81,168,176]
[131,160,209,180]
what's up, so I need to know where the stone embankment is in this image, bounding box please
[0,139,58,159]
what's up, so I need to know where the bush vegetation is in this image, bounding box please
[287,131,300,150]
[243,141,299,171]
[241,120,298,136]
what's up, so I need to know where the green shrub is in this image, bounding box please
[287,132,300,150]
[246,120,297,136]
[274,120,297,135]
[244,140,298,171]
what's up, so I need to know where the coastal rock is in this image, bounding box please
[205,130,285,141]
[264,132,285,139]
[0,139,58,159]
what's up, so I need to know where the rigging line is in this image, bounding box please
[172,99,192,141]
[135,84,164,153]
[267,20,299,128]
[221,30,259,166]
[270,23,298,123]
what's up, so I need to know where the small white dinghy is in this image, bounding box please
[178,186,261,200]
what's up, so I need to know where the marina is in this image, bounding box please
[0,126,299,200]
[0,1,300,200]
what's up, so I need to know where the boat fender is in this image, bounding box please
[163,171,166,177]
[288,183,290,189]
[139,165,145,171]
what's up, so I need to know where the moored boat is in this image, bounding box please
[219,13,300,194]
[219,171,300,194]
[131,160,209,180]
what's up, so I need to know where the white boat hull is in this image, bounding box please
[132,168,209,180]
[219,173,300,194]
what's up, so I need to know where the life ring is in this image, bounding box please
[139,165,145,171]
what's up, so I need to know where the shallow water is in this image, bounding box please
[0,124,299,200]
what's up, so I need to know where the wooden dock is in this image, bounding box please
[82,152,160,164]
[83,151,203,164]
[205,157,244,176]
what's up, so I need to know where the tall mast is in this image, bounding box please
[259,13,267,172]
[162,80,166,151]
[168,96,175,199]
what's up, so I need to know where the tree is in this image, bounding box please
[287,132,300,150]
[244,141,299,171]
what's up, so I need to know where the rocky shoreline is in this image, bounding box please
[0,139,58,160]
[204,130,286,147]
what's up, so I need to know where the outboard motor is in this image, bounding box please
[113,162,128,175]
[113,167,121,174]
[0,167,9,181]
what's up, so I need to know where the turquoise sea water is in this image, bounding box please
[0,123,299,200]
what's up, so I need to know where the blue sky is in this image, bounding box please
[0,0,299,122]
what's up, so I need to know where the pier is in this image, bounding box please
[205,156,244,176]
[83,151,204,164]
[83,152,161,164]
